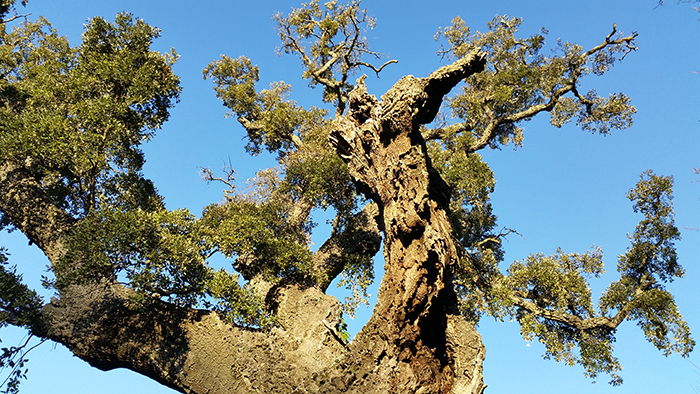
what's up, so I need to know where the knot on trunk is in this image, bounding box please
[347,75,378,125]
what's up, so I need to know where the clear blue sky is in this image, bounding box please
[1,0,699,393]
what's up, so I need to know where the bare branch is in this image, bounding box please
[352,59,398,76]
[582,24,638,60]
[1,12,30,24]
[475,228,519,248]
[199,159,237,201]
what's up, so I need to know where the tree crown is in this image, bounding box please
[0,1,693,390]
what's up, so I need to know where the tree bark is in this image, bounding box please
[0,48,488,394]
[327,48,487,393]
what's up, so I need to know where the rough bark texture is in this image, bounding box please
[327,49,487,393]
[0,49,488,394]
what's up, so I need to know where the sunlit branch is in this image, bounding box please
[0,12,29,24]
[475,227,519,248]
[312,202,381,291]
[509,293,628,331]
[464,26,636,153]
[582,24,638,60]
[422,121,475,141]
[353,59,398,76]
[199,163,236,200]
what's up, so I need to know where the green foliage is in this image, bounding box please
[61,206,278,329]
[204,55,328,155]
[274,0,380,108]
[337,314,350,342]
[204,269,277,329]
[60,208,212,302]
[506,248,624,384]
[508,248,605,319]
[203,56,260,121]
[518,312,622,385]
[335,253,373,318]
[124,209,215,307]
[0,337,35,394]
[600,171,693,357]
[436,15,637,152]
[204,7,369,306]
[202,193,316,284]
[0,13,179,217]
[0,11,288,330]
[0,249,44,334]
[280,123,358,222]
[457,171,693,385]
[621,171,681,282]
[428,142,499,252]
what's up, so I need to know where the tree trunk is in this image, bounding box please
[326,49,487,393]
[0,49,487,393]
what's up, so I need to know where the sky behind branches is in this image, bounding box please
[1,0,699,393]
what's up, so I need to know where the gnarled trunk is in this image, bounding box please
[0,49,487,394]
[327,49,487,393]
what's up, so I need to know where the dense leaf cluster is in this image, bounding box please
[0,13,179,218]
[453,172,692,384]
[600,172,692,356]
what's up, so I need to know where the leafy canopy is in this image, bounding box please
[202,4,692,385]
[0,12,180,218]
[0,0,692,389]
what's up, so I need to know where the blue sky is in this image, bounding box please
[1,0,699,393]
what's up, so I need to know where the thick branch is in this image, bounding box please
[0,162,75,262]
[312,202,382,291]
[0,160,355,393]
[418,49,487,123]
[510,293,629,332]
[44,281,347,394]
[237,116,264,134]
[422,121,474,141]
